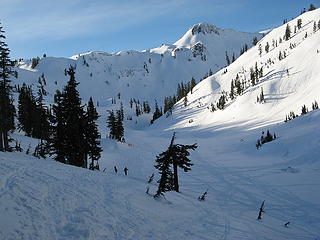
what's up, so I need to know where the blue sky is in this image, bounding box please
[0,0,318,59]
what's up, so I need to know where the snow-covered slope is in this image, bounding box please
[164,9,320,131]
[1,107,320,240]
[13,23,261,123]
[1,9,320,240]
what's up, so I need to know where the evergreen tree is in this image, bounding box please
[183,95,188,107]
[240,47,244,56]
[250,67,256,86]
[170,137,197,192]
[143,101,151,113]
[115,110,124,142]
[232,53,235,63]
[18,82,50,142]
[164,96,176,115]
[285,24,291,41]
[258,44,262,57]
[312,100,319,110]
[225,51,230,66]
[210,103,216,112]
[120,102,124,120]
[37,74,47,97]
[259,67,263,78]
[314,21,317,32]
[154,133,197,195]
[252,37,258,46]
[216,95,227,110]
[151,100,162,124]
[33,80,51,142]
[17,84,35,136]
[63,67,86,167]
[261,130,274,144]
[190,77,196,93]
[230,80,235,100]
[259,87,264,103]
[0,23,16,151]
[235,79,243,95]
[50,67,86,167]
[135,103,141,116]
[297,19,302,30]
[176,82,186,100]
[86,97,102,170]
[301,104,308,115]
[255,62,259,82]
[308,4,316,11]
[154,153,174,197]
[107,110,116,139]
[265,42,270,53]
[163,97,170,114]
[50,90,67,164]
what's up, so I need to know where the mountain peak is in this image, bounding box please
[190,23,220,35]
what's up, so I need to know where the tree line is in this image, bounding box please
[0,22,104,170]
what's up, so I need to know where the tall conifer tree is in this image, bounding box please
[0,23,16,151]
[86,97,102,170]
[50,67,86,167]
[115,110,124,142]
[285,24,291,41]
[154,133,197,196]
[107,110,116,139]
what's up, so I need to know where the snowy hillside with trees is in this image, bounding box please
[166,8,320,130]
[12,23,261,127]
[1,4,320,240]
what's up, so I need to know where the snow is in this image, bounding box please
[167,9,320,131]
[12,23,261,127]
[1,108,320,239]
[1,9,320,240]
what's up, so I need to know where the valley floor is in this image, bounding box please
[1,110,320,240]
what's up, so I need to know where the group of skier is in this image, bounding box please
[102,166,129,175]
[113,166,128,175]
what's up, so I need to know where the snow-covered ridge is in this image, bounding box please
[14,22,262,128]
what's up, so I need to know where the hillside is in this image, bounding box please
[164,9,320,130]
[1,107,320,240]
[13,23,261,127]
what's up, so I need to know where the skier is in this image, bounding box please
[124,167,128,175]
[114,166,118,174]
